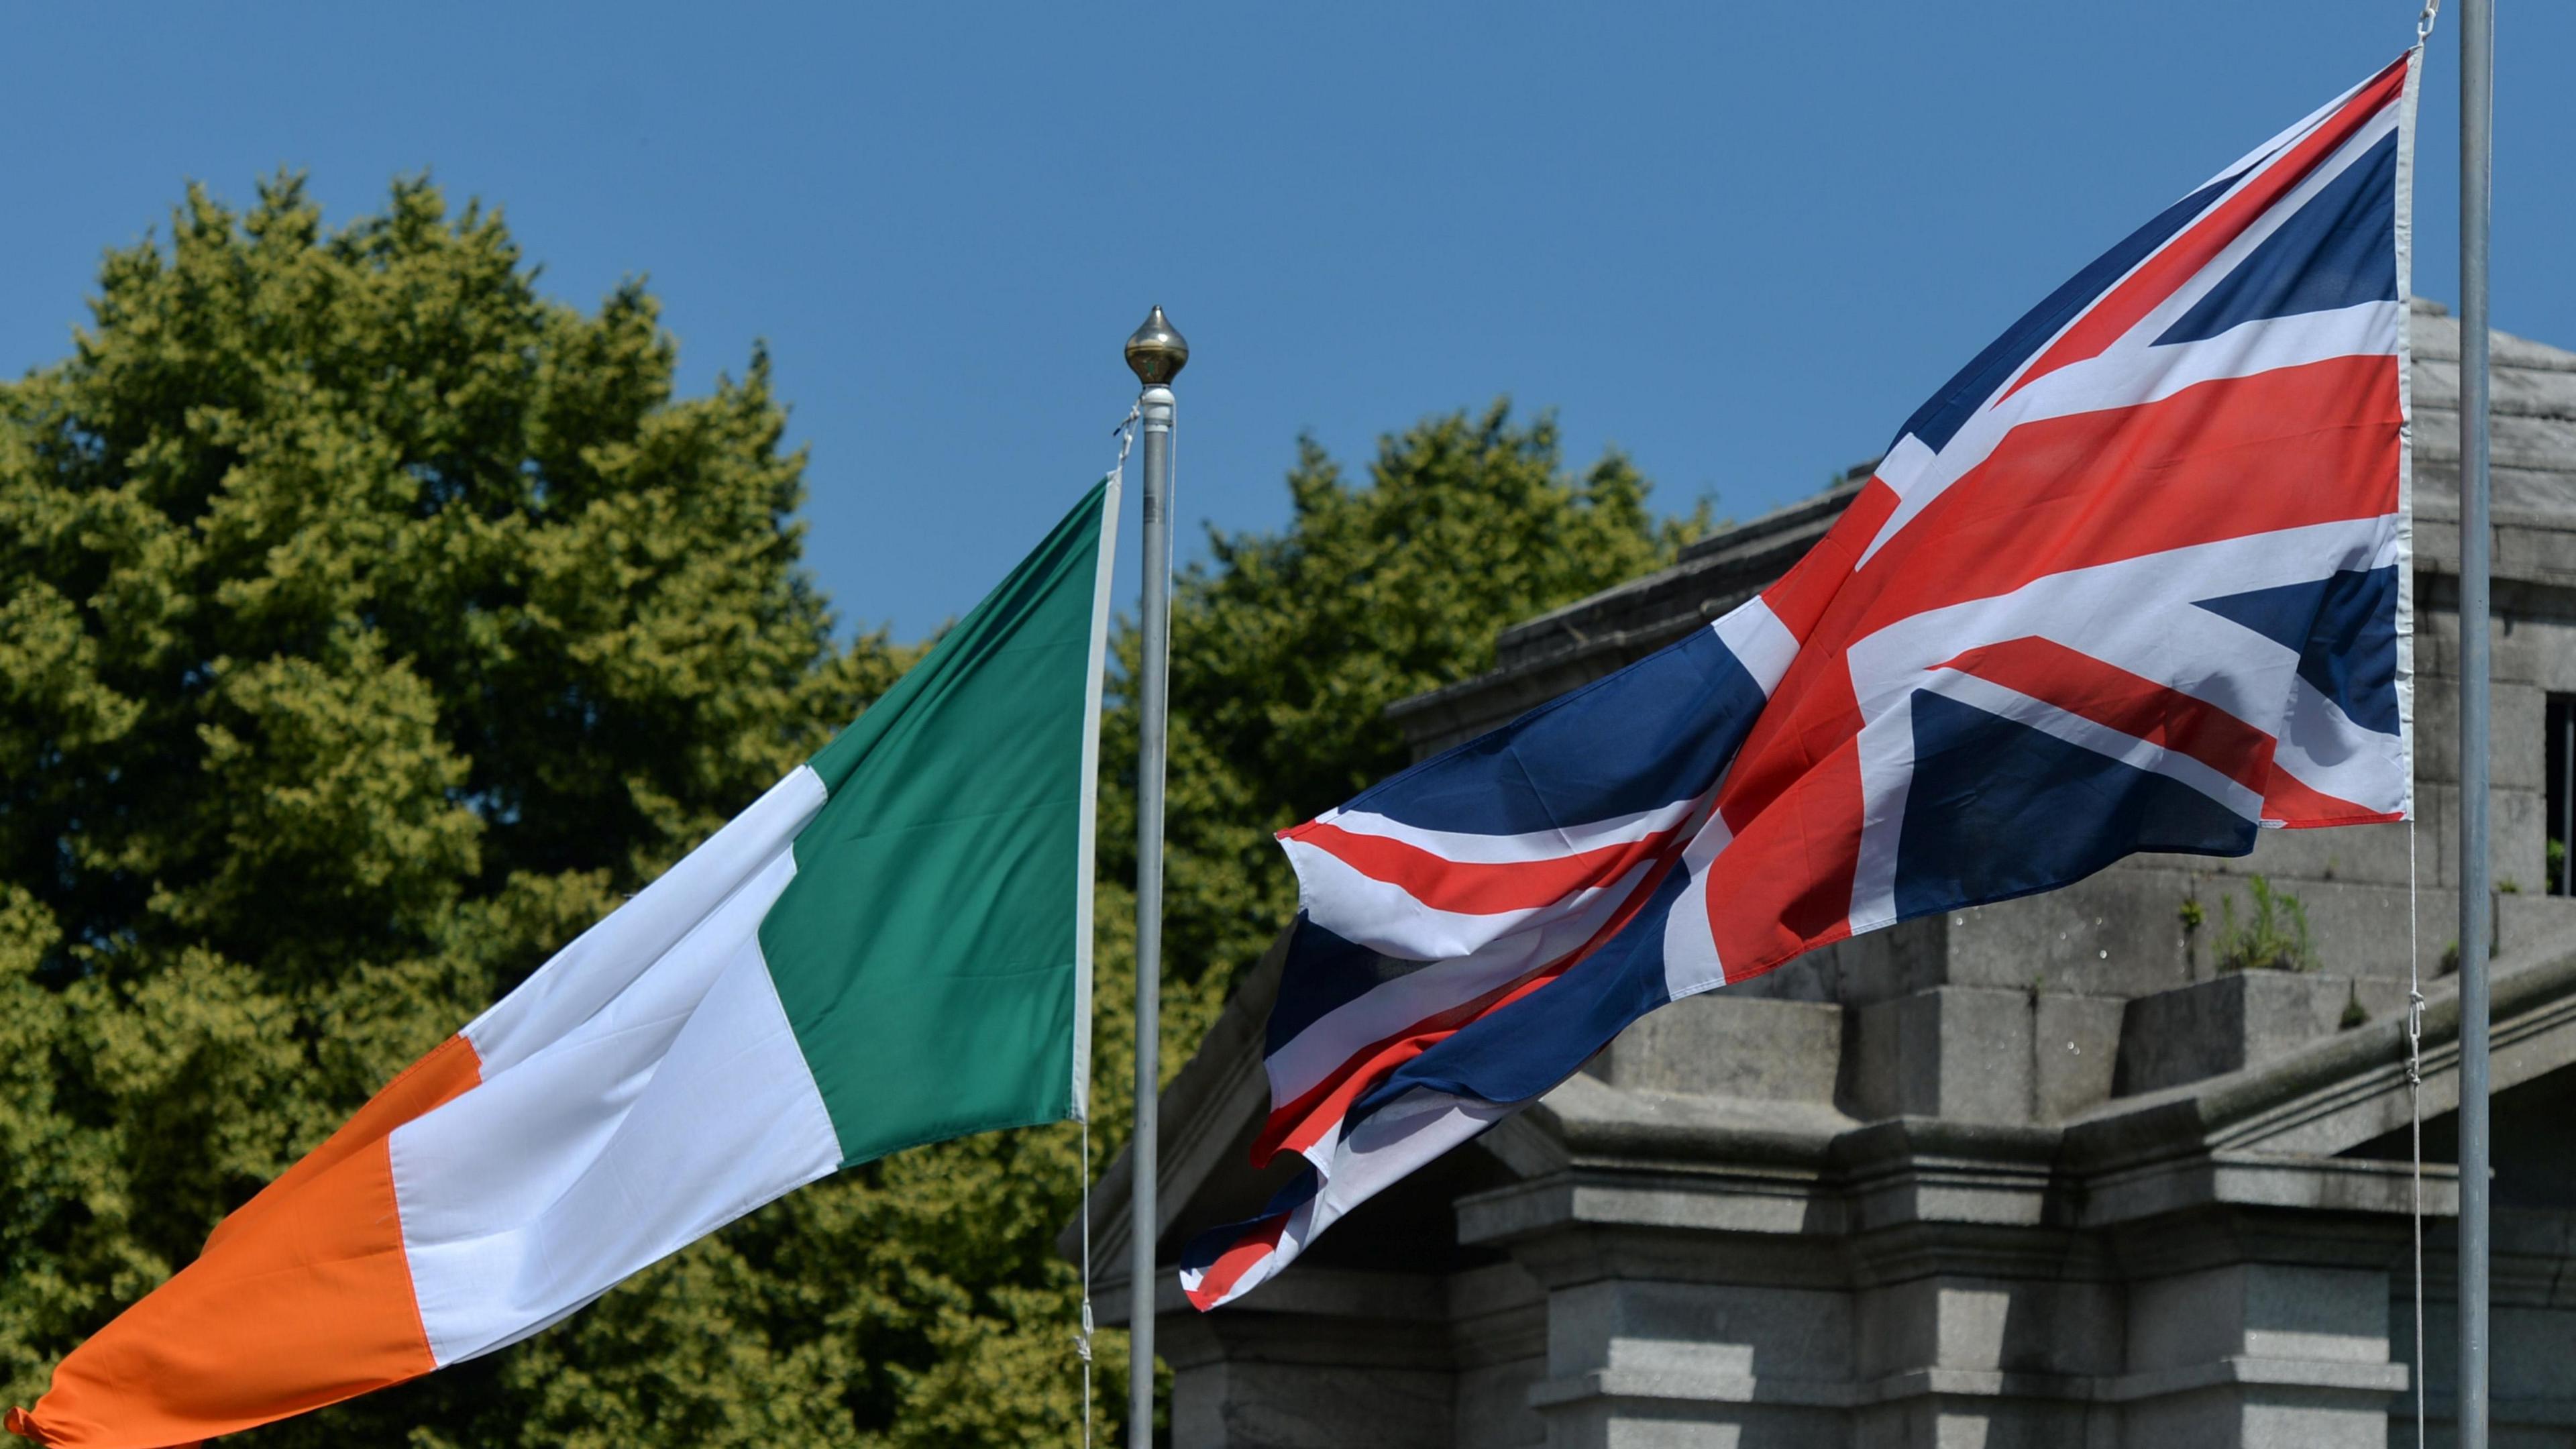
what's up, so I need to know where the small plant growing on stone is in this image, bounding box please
[2178,895,2205,977]
[2216,874,2314,973]
[2340,982,2369,1030]
[2551,837,2568,895]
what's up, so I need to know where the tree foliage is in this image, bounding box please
[0,176,1696,1445]
[0,174,909,1444]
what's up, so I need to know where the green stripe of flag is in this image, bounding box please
[759,476,1115,1165]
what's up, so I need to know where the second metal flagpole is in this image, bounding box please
[1124,305,1187,1448]
[2456,1,2495,1443]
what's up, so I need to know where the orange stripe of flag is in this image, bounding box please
[6,1034,482,1449]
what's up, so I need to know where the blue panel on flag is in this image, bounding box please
[2157,134,2398,346]
[2295,566,2402,735]
[1350,626,1766,837]
[2194,576,2322,650]
[1265,914,1424,1056]
[1894,693,2253,920]
[2194,566,2402,735]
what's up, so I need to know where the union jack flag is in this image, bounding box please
[1181,50,2421,1311]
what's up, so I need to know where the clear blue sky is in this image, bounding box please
[6,4,2569,641]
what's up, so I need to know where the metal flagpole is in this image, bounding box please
[1124,305,1187,1448]
[2457,1,2495,1444]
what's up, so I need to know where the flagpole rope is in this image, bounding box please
[1077,405,1138,1449]
[1080,1114,1096,1449]
[2407,816,2427,1448]
[2401,17,2431,1438]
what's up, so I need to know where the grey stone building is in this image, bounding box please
[1083,301,2576,1446]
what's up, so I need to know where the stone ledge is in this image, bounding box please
[2100,1354,2409,1404]
[1524,1353,2405,1412]
[2082,1150,2459,1229]
[1527,1366,1849,1410]
[2118,973,2411,1098]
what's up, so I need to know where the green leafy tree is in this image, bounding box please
[0,174,916,1444]
[1,173,1698,1446]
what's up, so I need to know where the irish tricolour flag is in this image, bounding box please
[7,479,1121,1448]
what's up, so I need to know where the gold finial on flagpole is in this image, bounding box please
[1124,305,1189,385]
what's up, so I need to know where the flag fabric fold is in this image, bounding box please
[1183,50,2422,1313]
[8,477,1121,1448]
